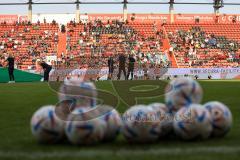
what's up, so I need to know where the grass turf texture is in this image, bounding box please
[0,80,239,160]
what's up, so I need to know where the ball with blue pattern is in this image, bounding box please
[165,77,203,114]
[122,105,162,143]
[58,77,97,110]
[204,101,232,137]
[173,104,212,140]
[97,105,122,142]
[30,105,65,143]
[65,107,106,145]
[148,103,173,137]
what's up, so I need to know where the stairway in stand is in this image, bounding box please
[57,32,67,57]
[161,26,178,68]
[162,39,178,68]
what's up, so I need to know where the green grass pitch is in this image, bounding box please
[0,80,239,160]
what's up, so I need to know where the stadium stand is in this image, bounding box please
[163,24,240,68]
[66,20,170,69]
[0,20,239,70]
[0,22,59,70]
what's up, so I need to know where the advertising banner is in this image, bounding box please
[0,15,18,23]
[218,14,240,23]
[0,14,239,24]
[174,14,214,23]
[159,68,240,79]
[80,14,240,24]
[19,16,28,22]
[84,14,170,23]
[49,67,240,81]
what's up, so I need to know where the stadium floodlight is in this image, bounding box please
[123,0,128,21]
[169,0,174,23]
[214,0,224,9]
[76,0,80,23]
[213,0,224,16]
[28,0,33,23]
[169,0,174,4]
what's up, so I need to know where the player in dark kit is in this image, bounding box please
[38,61,52,82]
[6,53,15,83]
[127,54,136,80]
[108,56,114,80]
[117,53,127,80]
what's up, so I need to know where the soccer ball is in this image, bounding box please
[148,103,173,137]
[65,107,106,145]
[97,105,122,141]
[58,77,97,110]
[165,77,203,113]
[30,105,65,143]
[122,105,161,143]
[204,101,232,137]
[173,104,212,140]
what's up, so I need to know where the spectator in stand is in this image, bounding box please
[232,15,237,23]
[61,25,66,33]
[43,18,47,24]
[52,19,56,25]
[208,35,217,46]
[169,46,173,57]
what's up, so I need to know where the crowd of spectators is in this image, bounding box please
[0,20,58,70]
[168,26,240,68]
[64,19,170,69]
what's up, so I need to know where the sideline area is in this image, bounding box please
[0,68,42,83]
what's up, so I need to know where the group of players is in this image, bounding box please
[108,53,136,80]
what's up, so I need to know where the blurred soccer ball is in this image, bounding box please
[97,105,122,141]
[204,101,232,137]
[30,105,65,143]
[122,105,161,143]
[58,77,97,110]
[148,103,173,137]
[173,104,212,140]
[165,77,203,113]
[65,107,106,145]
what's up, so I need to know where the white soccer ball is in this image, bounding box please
[173,104,212,140]
[165,77,203,113]
[58,78,97,110]
[204,101,232,137]
[30,105,65,143]
[65,107,106,145]
[97,105,122,141]
[122,105,161,143]
[148,103,173,137]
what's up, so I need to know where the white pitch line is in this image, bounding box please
[129,85,160,92]
[0,146,240,159]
